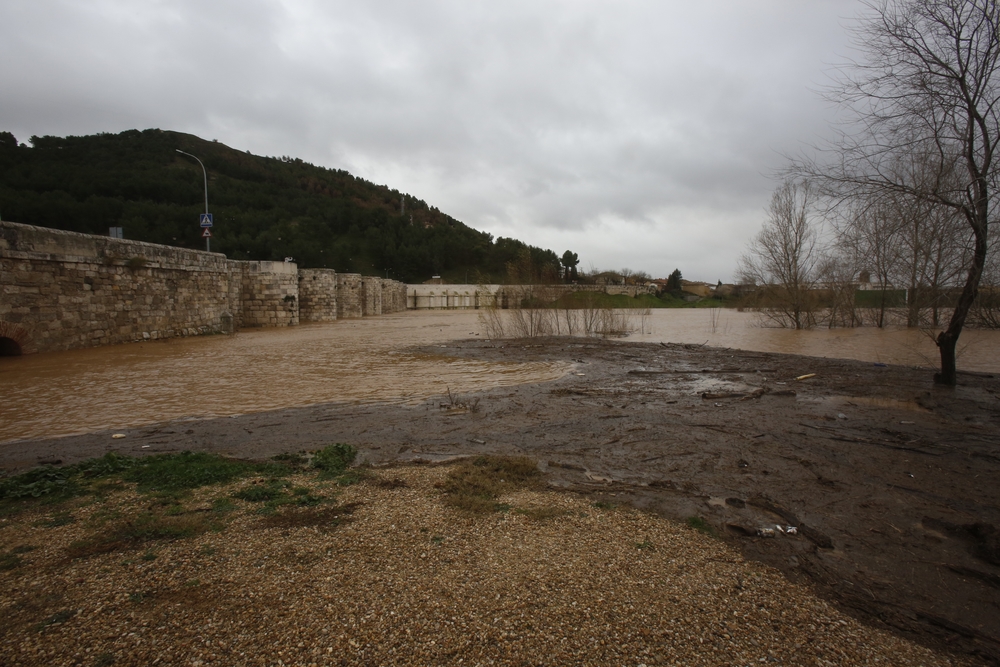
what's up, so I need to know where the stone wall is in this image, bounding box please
[0,222,406,355]
[382,280,407,313]
[238,261,299,328]
[0,221,238,353]
[298,269,338,323]
[2,220,650,356]
[336,273,363,319]
[409,284,488,310]
[406,283,658,309]
[361,277,383,316]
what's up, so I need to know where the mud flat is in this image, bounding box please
[4,337,1000,663]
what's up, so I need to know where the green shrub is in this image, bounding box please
[312,444,357,477]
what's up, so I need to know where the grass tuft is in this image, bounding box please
[440,455,542,513]
[686,516,716,536]
[33,609,77,632]
[271,452,309,467]
[0,552,24,571]
[311,444,357,478]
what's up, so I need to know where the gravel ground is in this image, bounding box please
[0,463,973,667]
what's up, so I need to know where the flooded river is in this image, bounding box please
[633,308,1000,372]
[1,308,998,443]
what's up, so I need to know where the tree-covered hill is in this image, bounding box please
[0,129,561,283]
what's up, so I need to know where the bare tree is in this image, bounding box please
[839,199,906,327]
[801,0,999,385]
[631,270,651,285]
[738,180,822,329]
[817,251,863,328]
[895,190,969,326]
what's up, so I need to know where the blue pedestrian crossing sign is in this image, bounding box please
[200,213,214,228]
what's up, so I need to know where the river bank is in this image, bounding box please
[4,337,999,663]
[0,461,975,666]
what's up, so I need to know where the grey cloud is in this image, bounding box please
[0,0,861,281]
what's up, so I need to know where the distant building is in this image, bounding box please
[715,283,737,297]
[680,280,713,298]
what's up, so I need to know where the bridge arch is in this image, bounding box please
[0,322,31,356]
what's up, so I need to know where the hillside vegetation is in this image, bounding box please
[0,129,560,283]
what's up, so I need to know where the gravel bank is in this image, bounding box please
[0,464,971,667]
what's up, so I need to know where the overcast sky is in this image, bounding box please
[1,0,863,282]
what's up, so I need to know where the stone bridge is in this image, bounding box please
[1,221,658,356]
[0,221,406,355]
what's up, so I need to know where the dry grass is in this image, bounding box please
[439,455,543,513]
[64,513,217,559]
[258,502,361,530]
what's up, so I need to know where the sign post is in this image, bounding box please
[200,214,213,251]
[176,149,213,252]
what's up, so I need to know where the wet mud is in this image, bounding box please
[3,337,999,664]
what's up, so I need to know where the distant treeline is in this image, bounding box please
[0,129,562,283]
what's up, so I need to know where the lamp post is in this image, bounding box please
[176,149,211,252]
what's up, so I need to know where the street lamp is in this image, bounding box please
[176,149,211,252]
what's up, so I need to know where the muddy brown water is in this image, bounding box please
[1,309,998,443]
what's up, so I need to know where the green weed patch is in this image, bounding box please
[311,444,357,478]
[2,449,360,559]
[123,451,289,493]
[0,451,290,514]
[232,479,325,513]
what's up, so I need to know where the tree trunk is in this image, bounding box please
[934,213,988,386]
[934,329,958,386]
